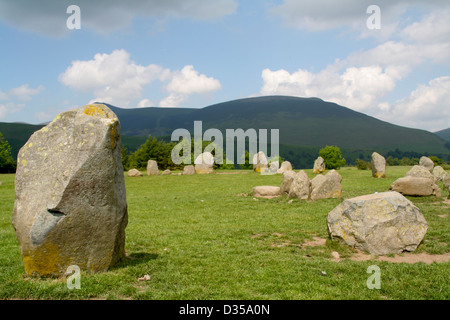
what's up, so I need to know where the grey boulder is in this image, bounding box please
[12,104,128,277]
[327,191,428,255]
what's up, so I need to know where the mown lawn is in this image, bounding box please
[0,166,448,300]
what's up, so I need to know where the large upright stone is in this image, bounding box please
[268,161,279,173]
[147,160,159,176]
[252,151,268,173]
[310,170,342,200]
[280,170,296,195]
[432,166,446,181]
[288,170,311,200]
[371,152,386,178]
[195,152,214,174]
[406,165,437,182]
[277,161,293,174]
[327,191,428,255]
[419,156,434,172]
[443,174,450,196]
[12,104,128,277]
[313,156,326,174]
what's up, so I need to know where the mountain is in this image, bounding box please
[1,96,450,168]
[435,128,450,141]
[101,95,450,157]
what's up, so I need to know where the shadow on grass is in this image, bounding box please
[112,252,159,270]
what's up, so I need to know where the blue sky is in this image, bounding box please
[0,0,449,132]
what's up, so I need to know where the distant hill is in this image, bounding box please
[435,128,450,141]
[1,96,449,168]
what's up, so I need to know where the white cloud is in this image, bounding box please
[0,85,43,120]
[137,99,155,108]
[377,76,450,131]
[0,0,237,37]
[59,49,170,107]
[59,50,222,108]
[261,65,399,113]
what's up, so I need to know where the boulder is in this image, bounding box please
[432,166,446,181]
[183,165,195,175]
[12,104,128,277]
[443,174,450,195]
[161,169,171,175]
[406,165,437,182]
[128,168,143,177]
[310,170,342,201]
[419,156,434,172]
[389,176,441,197]
[195,152,214,174]
[277,161,293,174]
[252,151,268,173]
[146,160,159,176]
[268,161,279,173]
[252,186,280,198]
[371,152,386,178]
[280,170,296,195]
[327,191,428,255]
[288,170,311,200]
[313,156,326,174]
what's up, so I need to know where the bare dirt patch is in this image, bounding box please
[302,237,327,247]
[348,249,450,264]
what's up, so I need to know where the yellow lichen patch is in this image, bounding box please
[83,104,107,117]
[21,159,28,167]
[40,127,49,132]
[23,243,63,277]
[110,123,117,149]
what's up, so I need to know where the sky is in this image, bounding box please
[0,0,449,132]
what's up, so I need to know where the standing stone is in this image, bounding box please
[389,176,441,197]
[277,161,293,174]
[371,152,386,178]
[419,156,434,172]
[195,152,214,174]
[406,165,436,180]
[12,104,128,277]
[313,156,326,174]
[327,191,428,255]
[280,170,296,195]
[268,161,279,173]
[310,170,342,201]
[146,160,159,176]
[443,174,450,196]
[432,166,446,181]
[288,170,311,200]
[252,151,268,173]
[183,165,195,175]
[128,168,143,177]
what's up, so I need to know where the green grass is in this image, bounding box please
[0,166,449,300]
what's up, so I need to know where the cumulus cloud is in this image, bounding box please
[261,65,399,113]
[377,76,450,131]
[160,65,222,107]
[0,85,43,120]
[59,50,221,108]
[0,0,237,37]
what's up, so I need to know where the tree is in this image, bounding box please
[0,132,16,173]
[128,135,180,170]
[318,145,346,170]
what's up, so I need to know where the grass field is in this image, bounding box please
[0,166,449,300]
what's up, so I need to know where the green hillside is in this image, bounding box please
[1,96,450,168]
[435,128,450,141]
